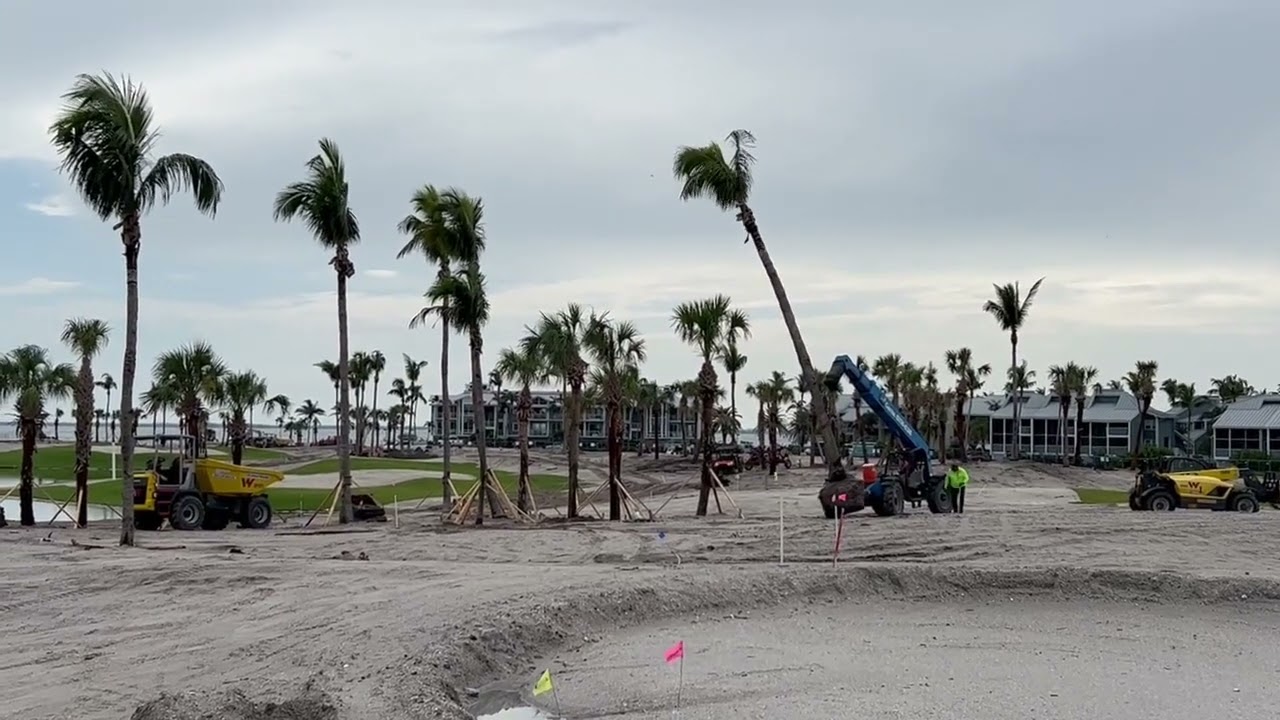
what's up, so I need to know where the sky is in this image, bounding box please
[3,0,1279,419]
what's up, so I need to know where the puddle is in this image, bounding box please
[1,498,117,524]
[477,709,556,720]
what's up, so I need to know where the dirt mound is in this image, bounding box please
[131,686,338,720]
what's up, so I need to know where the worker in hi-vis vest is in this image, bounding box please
[945,462,969,514]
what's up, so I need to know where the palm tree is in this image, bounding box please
[0,346,76,526]
[1005,362,1036,394]
[1124,360,1159,458]
[154,342,226,453]
[215,371,269,465]
[418,263,493,523]
[96,373,117,443]
[584,316,647,520]
[1071,365,1098,464]
[944,348,976,457]
[401,355,429,447]
[523,304,593,518]
[983,277,1045,460]
[50,73,223,545]
[673,130,841,475]
[315,360,341,413]
[402,189,486,507]
[672,295,738,516]
[61,319,110,527]
[495,345,548,513]
[761,371,795,475]
[363,351,386,450]
[295,400,326,445]
[1210,374,1254,404]
[1170,381,1200,455]
[717,309,751,413]
[1048,364,1074,463]
[273,138,360,524]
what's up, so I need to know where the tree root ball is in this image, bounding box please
[818,478,866,512]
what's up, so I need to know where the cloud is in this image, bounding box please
[364,269,398,279]
[24,195,75,217]
[0,277,82,296]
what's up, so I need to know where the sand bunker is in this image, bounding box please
[279,468,475,490]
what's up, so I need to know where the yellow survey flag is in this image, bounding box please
[533,669,554,696]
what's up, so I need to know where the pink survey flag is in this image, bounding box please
[835,493,848,503]
[664,640,685,664]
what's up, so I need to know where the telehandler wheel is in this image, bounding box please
[242,496,273,529]
[926,481,952,514]
[1144,490,1177,512]
[1230,493,1260,513]
[202,509,230,530]
[169,495,206,531]
[873,482,905,516]
[1128,492,1143,511]
[134,512,163,531]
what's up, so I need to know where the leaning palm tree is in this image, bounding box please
[0,346,76,526]
[61,318,110,527]
[982,277,1044,460]
[50,73,223,546]
[584,316,647,520]
[495,345,548,512]
[671,295,736,516]
[416,264,494,523]
[523,304,593,518]
[274,138,360,524]
[673,130,841,474]
[400,187,485,508]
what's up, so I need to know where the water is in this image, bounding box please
[0,497,116,523]
[478,709,554,720]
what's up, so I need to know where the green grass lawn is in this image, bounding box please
[286,457,450,475]
[26,470,566,512]
[0,444,287,483]
[1073,488,1130,505]
[0,445,115,483]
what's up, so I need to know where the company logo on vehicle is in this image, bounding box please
[241,474,272,488]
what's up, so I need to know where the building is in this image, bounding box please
[1212,395,1280,460]
[985,388,1176,458]
[427,390,698,449]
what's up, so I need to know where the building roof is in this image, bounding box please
[1212,395,1280,429]
[986,389,1163,423]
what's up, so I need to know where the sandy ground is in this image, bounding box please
[1,458,1278,720]
[503,601,1280,719]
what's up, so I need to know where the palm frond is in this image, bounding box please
[140,153,223,216]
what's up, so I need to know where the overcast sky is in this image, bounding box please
[2,0,1278,418]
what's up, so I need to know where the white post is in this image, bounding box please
[111,450,118,480]
[778,498,785,565]
[394,495,399,528]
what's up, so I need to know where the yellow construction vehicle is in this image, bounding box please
[1128,466,1259,512]
[132,435,284,531]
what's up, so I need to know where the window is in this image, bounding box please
[1108,423,1129,437]
[1269,430,1280,453]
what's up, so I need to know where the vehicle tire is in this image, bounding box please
[169,495,206,531]
[134,512,164,531]
[1230,493,1260,513]
[1128,492,1143,511]
[875,482,904,517]
[1144,490,1177,512]
[202,509,230,530]
[242,496,273,529]
[926,481,952,514]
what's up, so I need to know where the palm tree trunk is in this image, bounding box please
[738,205,842,476]
[608,397,621,521]
[652,404,661,460]
[1009,336,1020,460]
[370,375,380,450]
[680,403,689,457]
[118,222,141,546]
[440,309,453,511]
[566,364,586,519]
[696,360,717,516]
[469,328,493,524]
[335,259,355,524]
[74,364,94,528]
[767,411,779,476]
[231,417,246,465]
[517,388,532,512]
[19,419,37,526]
